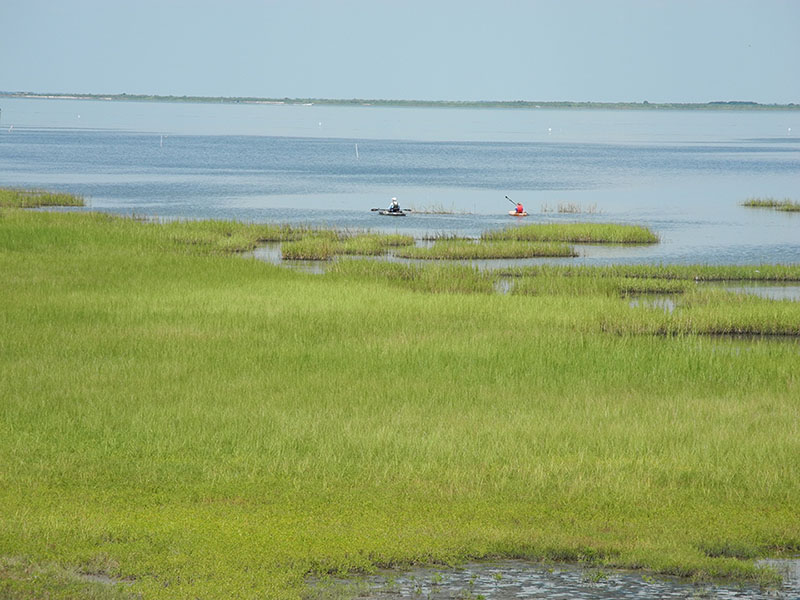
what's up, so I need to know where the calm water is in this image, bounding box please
[312,559,800,600]
[1,97,799,265]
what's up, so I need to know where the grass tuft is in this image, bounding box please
[742,197,800,212]
[0,187,84,208]
[282,235,339,260]
[482,222,659,244]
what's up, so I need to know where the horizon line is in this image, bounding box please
[1,90,798,110]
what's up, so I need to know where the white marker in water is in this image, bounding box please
[355,143,359,159]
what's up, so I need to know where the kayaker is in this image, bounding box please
[515,202,525,214]
[388,197,401,213]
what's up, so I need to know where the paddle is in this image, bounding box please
[506,195,526,215]
[371,207,412,212]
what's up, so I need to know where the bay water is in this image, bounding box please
[1,97,799,265]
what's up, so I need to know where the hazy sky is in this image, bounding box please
[2,0,799,103]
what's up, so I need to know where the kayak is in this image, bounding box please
[509,210,528,217]
[378,210,406,216]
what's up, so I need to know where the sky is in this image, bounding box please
[2,0,799,104]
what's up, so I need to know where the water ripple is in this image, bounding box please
[312,559,800,600]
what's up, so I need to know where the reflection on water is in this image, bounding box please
[725,284,800,301]
[628,296,678,312]
[628,282,800,314]
[493,278,513,295]
[248,244,282,264]
[311,559,800,600]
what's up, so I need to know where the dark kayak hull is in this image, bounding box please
[378,210,406,216]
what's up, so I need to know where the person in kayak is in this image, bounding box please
[388,197,401,213]
[515,202,525,214]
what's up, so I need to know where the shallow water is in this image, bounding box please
[724,284,800,301]
[627,283,800,313]
[2,98,800,266]
[628,296,679,312]
[248,245,800,302]
[312,559,800,600]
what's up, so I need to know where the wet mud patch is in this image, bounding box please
[308,559,800,600]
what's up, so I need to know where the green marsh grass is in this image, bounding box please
[506,265,799,335]
[742,197,800,212]
[329,258,496,294]
[138,218,306,255]
[0,187,84,208]
[338,233,414,256]
[483,222,659,244]
[420,232,469,241]
[512,273,689,297]
[541,202,600,214]
[157,219,265,254]
[281,236,339,260]
[1,207,799,599]
[611,287,800,337]
[394,239,577,260]
[282,232,413,260]
[501,263,800,282]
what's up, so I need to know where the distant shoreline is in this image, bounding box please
[1,91,798,111]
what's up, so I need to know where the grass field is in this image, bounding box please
[1,205,799,599]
